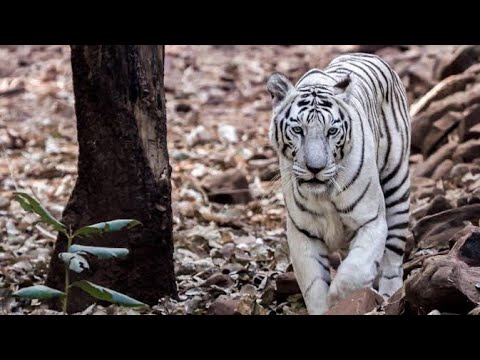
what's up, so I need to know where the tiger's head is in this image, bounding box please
[267,70,354,194]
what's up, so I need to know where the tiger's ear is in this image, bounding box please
[267,72,295,108]
[333,73,354,101]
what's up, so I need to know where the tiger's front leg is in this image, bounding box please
[328,210,387,307]
[287,216,331,315]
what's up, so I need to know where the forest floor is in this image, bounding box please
[1,45,479,315]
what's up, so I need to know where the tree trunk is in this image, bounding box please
[45,45,177,313]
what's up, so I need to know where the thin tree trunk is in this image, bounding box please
[45,45,177,313]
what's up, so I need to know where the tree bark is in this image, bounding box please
[45,45,177,313]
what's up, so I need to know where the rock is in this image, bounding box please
[413,142,457,178]
[354,45,394,54]
[386,46,446,104]
[450,163,472,179]
[450,163,476,187]
[422,112,461,157]
[452,139,480,163]
[217,124,238,144]
[221,262,244,274]
[432,159,454,180]
[201,168,252,204]
[457,193,480,208]
[384,287,406,315]
[201,273,235,289]
[208,295,240,315]
[415,186,443,201]
[0,195,9,209]
[412,204,480,250]
[410,72,477,117]
[249,158,279,181]
[175,103,191,113]
[176,262,197,276]
[411,203,430,221]
[403,249,450,279]
[411,82,480,155]
[235,294,266,315]
[404,234,416,260]
[448,224,479,249]
[220,243,235,260]
[324,288,384,315]
[405,226,480,314]
[409,153,424,165]
[410,176,436,194]
[438,45,480,79]
[30,308,63,315]
[466,123,480,141]
[468,306,480,315]
[458,104,480,141]
[424,195,453,217]
[260,283,276,306]
[185,125,214,147]
[413,142,457,177]
[275,272,301,296]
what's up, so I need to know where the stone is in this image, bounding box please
[384,287,406,315]
[185,125,214,146]
[275,272,301,296]
[458,104,480,141]
[217,124,238,144]
[324,288,384,315]
[201,168,252,204]
[413,142,457,178]
[424,195,453,217]
[405,226,480,314]
[412,204,480,250]
[410,72,476,117]
[411,82,480,155]
[438,45,480,79]
[201,273,235,289]
[452,139,480,163]
[432,159,454,180]
[422,111,461,157]
[208,295,240,315]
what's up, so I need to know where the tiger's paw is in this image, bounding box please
[327,264,372,307]
[327,278,355,307]
[378,275,403,298]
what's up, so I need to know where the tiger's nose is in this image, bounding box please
[306,164,324,175]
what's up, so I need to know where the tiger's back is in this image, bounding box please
[325,53,411,295]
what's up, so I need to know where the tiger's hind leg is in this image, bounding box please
[377,175,410,298]
[376,82,411,299]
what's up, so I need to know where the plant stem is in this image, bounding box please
[62,229,74,315]
[63,265,69,315]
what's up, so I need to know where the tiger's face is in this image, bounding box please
[267,71,353,194]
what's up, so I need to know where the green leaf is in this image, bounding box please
[13,192,66,234]
[69,245,129,259]
[13,285,65,300]
[73,219,142,238]
[58,252,90,273]
[71,280,146,308]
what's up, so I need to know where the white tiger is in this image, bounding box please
[267,53,411,314]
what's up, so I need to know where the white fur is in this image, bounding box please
[268,54,411,314]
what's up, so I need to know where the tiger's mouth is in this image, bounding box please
[298,178,326,185]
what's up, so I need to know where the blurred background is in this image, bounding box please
[1,45,479,315]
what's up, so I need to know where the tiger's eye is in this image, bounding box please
[292,126,303,135]
[328,127,338,136]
